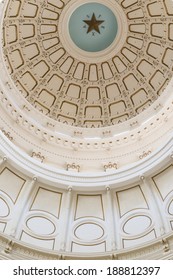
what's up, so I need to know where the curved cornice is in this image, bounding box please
[0,232,173,260]
[0,130,173,190]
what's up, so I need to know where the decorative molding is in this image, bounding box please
[66,163,80,172]
[139,150,152,160]
[0,232,173,260]
[3,156,7,162]
[102,130,111,137]
[0,75,173,174]
[0,130,173,188]
[4,240,14,254]
[130,121,139,128]
[31,151,45,163]
[74,131,83,137]
[103,162,118,171]
[1,129,13,141]
[23,105,31,112]
[103,162,117,172]
[161,238,170,253]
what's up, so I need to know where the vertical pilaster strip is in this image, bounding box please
[105,186,117,252]
[5,177,37,238]
[59,186,73,252]
[140,175,169,235]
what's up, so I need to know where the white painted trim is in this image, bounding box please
[0,131,173,189]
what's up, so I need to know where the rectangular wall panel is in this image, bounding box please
[0,168,25,203]
[116,186,148,216]
[31,187,62,218]
[75,195,104,220]
[152,165,173,200]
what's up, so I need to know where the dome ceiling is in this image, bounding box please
[2,0,173,128]
[1,0,173,260]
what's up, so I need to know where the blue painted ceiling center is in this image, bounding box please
[69,3,118,52]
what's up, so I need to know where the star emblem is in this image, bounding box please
[83,13,104,34]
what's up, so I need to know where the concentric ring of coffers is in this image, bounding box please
[1,0,173,129]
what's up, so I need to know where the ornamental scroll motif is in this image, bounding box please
[1,129,13,141]
[31,151,45,163]
[104,162,117,172]
[66,163,80,172]
[139,150,152,160]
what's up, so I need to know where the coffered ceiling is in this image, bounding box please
[2,0,173,128]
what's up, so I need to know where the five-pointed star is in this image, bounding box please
[83,13,104,34]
